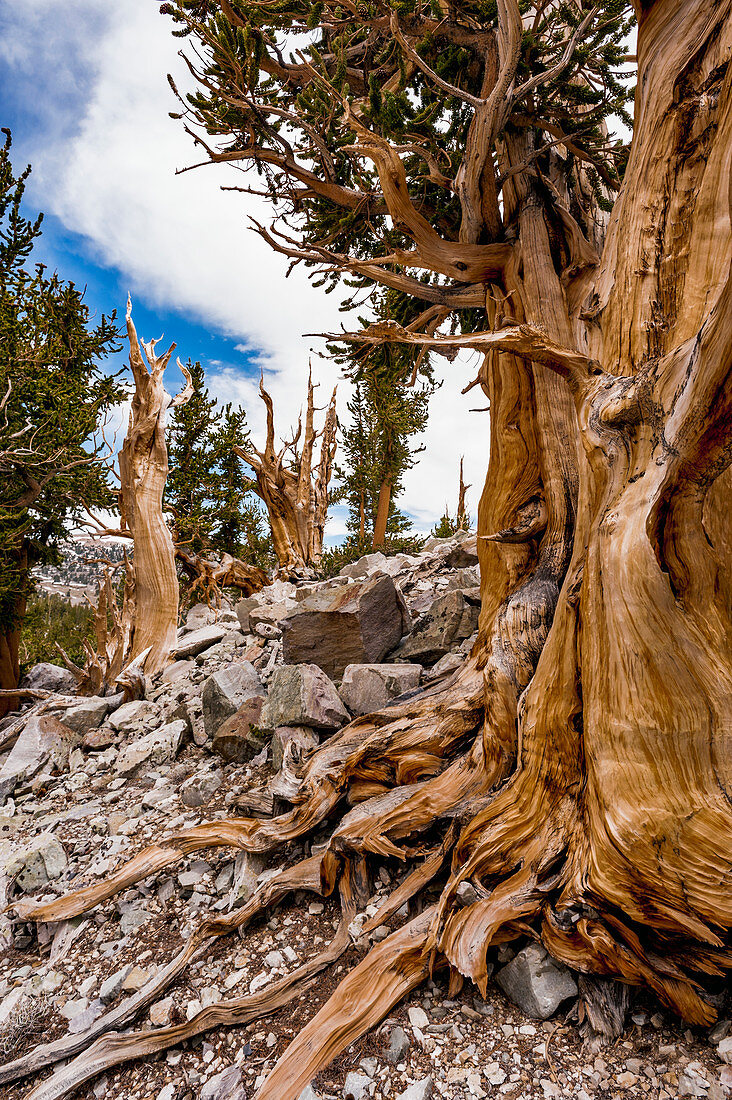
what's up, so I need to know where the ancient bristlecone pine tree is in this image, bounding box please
[117,299,193,673]
[234,373,337,578]
[5,3,732,1099]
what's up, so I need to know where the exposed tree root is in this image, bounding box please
[19,861,367,1100]
[7,630,731,1100]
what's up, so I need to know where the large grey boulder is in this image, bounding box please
[212,696,266,763]
[399,589,479,665]
[62,696,117,734]
[180,602,239,635]
[202,662,264,739]
[108,698,157,734]
[339,664,421,715]
[20,662,76,695]
[495,943,578,1019]
[260,664,348,732]
[114,719,187,777]
[446,534,479,567]
[172,623,228,658]
[180,766,224,808]
[281,575,409,679]
[339,552,387,579]
[0,715,78,804]
[235,595,261,633]
[5,832,67,891]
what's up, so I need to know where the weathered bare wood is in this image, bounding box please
[6,5,732,1099]
[235,372,337,578]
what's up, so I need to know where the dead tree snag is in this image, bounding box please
[234,372,337,579]
[117,299,192,673]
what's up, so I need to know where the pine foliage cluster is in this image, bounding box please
[165,360,274,572]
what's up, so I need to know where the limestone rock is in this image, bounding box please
[260,664,348,732]
[99,965,132,1004]
[172,623,228,659]
[281,575,409,679]
[495,943,578,1019]
[271,726,319,771]
[20,662,76,695]
[114,719,187,776]
[386,1025,410,1064]
[108,699,157,734]
[182,602,238,634]
[200,1065,244,1100]
[0,715,78,804]
[212,696,266,763]
[339,663,421,715]
[250,603,293,633]
[202,662,264,739]
[399,589,480,665]
[339,552,387,579]
[161,659,194,684]
[343,1072,371,1100]
[235,595,261,633]
[396,1078,433,1100]
[62,696,116,734]
[149,997,174,1026]
[6,832,67,891]
[180,767,224,807]
[446,534,479,567]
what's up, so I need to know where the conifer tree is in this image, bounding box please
[0,131,121,712]
[166,361,273,584]
[334,291,436,546]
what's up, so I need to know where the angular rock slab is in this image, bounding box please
[339,663,421,715]
[172,623,228,658]
[339,551,387,579]
[260,664,348,732]
[62,696,116,734]
[5,832,67,891]
[281,574,409,679]
[113,719,187,776]
[495,943,578,1019]
[107,699,157,734]
[202,661,264,739]
[212,696,266,763]
[0,715,78,804]
[399,589,479,665]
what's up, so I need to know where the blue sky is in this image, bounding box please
[0,1,489,535]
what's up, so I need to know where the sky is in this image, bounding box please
[0,0,493,538]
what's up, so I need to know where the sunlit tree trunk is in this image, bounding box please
[118,300,192,673]
[235,372,337,578]
[371,479,392,548]
[9,7,732,1099]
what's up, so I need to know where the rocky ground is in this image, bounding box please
[1,531,731,1100]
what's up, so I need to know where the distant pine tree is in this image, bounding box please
[333,290,437,547]
[166,362,273,580]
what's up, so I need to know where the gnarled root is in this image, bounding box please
[6,651,732,1100]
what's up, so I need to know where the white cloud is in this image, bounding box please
[4,0,489,530]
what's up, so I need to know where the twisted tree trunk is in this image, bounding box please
[6,5,732,1100]
[235,372,337,578]
[118,300,193,673]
